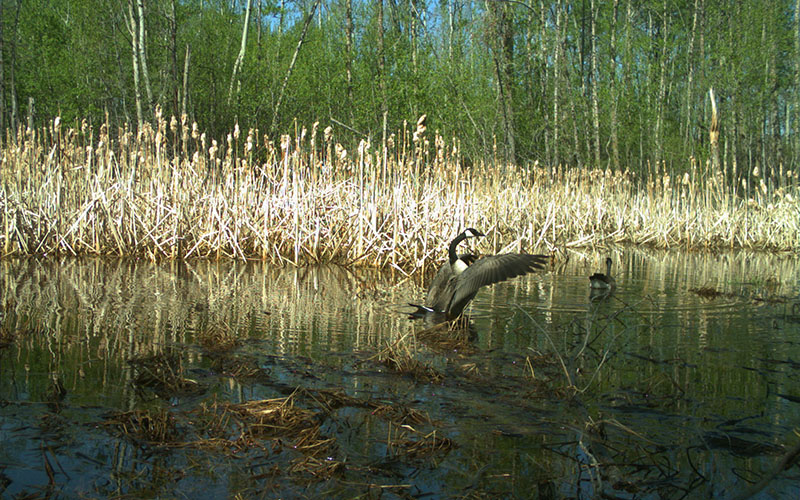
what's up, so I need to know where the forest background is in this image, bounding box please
[2,0,798,176]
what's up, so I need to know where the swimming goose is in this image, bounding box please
[589,257,616,289]
[409,228,548,320]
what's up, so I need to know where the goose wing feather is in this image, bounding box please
[447,254,548,317]
[425,254,479,308]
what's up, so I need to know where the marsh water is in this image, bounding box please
[1,250,799,499]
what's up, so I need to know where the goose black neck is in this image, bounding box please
[448,232,468,265]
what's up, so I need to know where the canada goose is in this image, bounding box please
[589,257,616,289]
[409,228,549,320]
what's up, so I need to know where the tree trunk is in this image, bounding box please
[540,0,550,165]
[228,0,252,105]
[182,44,190,117]
[654,0,668,168]
[378,0,388,153]
[169,0,179,117]
[136,0,153,113]
[795,0,800,165]
[410,0,418,119]
[684,0,700,149]
[488,1,515,164]
[609,0,620,169]
[9,0,20,131]
[345,0,354,124]
[125,0,143,128]
[709,87,719,171]
[0,0,5,133]
[589,0,601,167]
[448,1,454,61]
[552,0,564,166]
[270,0,320,135]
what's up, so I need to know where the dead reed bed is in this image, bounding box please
[1,112,797,272]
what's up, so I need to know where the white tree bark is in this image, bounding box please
[136,0,153,110]
[227,0,252,105]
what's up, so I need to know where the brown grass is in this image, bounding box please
[1,112,797,271]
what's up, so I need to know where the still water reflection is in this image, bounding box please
[1,250,799,498]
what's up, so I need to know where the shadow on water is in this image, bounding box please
[1,249,800,498]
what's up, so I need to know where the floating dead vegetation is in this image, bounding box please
[208,353,270,381]
[416,320,477,354]
[287,455,346,482]
[377,341,443,383]
[371,404,430,427]
[388,429,455,463]
[196,323,239,353]
[101,408,181,444]
[128,352,204,398]
[224,393,321,441]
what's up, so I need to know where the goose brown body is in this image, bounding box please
[589,257,616,289]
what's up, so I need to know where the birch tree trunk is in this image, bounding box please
[270,0,320,135]
[488,1,515,164]
[181,44,190,117]
[609,0,620,169]
[378,0,388,152]
[8,0,19,131]
[540,0,550,165]
[590,0,601,168]
[795,0,800,164]
[345,0,354,123]
[684,0,700,148]
[227,0,251,105]
[136,0,152,111]
[0,0,5,132]
[169,0,179,116]
[552,0,563,166]
[654,0,668,168]
[125,0,143,128]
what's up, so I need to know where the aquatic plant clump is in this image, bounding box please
[1,114,797,270]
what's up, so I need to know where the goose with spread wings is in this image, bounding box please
[409,228,549,320]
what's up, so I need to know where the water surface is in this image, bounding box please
[1,250,799,498]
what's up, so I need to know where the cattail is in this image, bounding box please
[335,143,347,161]
[416,114,427,135]
[310,121,319,148]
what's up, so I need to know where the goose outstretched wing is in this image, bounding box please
[447,254,548,317]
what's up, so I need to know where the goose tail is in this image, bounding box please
[408,303,437,319]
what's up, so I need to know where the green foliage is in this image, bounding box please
[0,0,798,174]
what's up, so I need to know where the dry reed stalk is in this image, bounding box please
[2,115,797,269]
